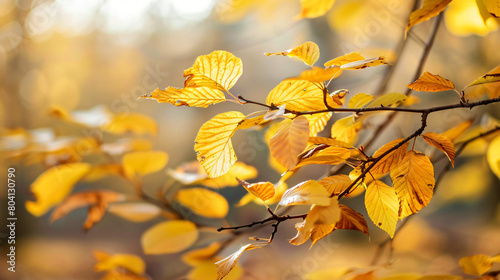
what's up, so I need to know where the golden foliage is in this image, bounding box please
[422,132,456,166]
[365,180,399,238]
[215,243,267,280]
[270,117,310,170]
[236,178,275,202]
[142,87,226,108]
[324,52,365,67]
[175,188,229,218]
[370,138,409,174]
[406,71,455,92]
[279,180,331,206]
[141,220,198,255]
[122,151,168,177]
[406,0,452,36]
[266,41,320,67]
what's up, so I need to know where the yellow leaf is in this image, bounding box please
[279,180,331,206]
[266,80,325,111]
[142,87,225,108]
[287,66,343,83]
[318,174,352,196]
[442,120,472,142]
[236,114,267,130]
[183,51,243,92]
[82,164,123,182]
[365,180,399,238]
[483,0,500,17]
[108,202,161,222]
[297,0,336,19]
[201,161,258,188]
[333,204,369,236]
[195,111,245,178]
[309,137,350,147]
[51,190,125,231]
[182,242,221,266]
[324,52,365,67]
[94,251,145,275]
[265,41,320,67]
[189,260,243,280]
[370,138,409,174]
[306,112,333,136]
[122,151,168,177]
[391,151,435,219]
[406,71,455,92]
[289,221,311,245]
[26,163,91,217]
[487,134,500,180]
[459,254,493,276]
[236,178,275,202]
[215,243,267,280]
[445,0,499,36]
[481,65,500,99]
[422,132,456,166]
[405,0,452,36]
[367,92,407,108]
[295,146,350,169]
[349,93,373,108]
[330,116,362,145]
[310,224,335,246]
[270,117,310,170]
[465,72,500,88]
[103,113,158,136]
[141,220,198,255]
[303,197,341,245]
[340,56,389,70]
[236,180,288,207]
[175,188,229,218]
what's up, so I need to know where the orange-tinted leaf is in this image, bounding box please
[406,71,455,92]
[295,146,350,168]
[266,41,320,67]
[324,52,365,67]
[370,138,409,174]
[289,221,310,245]
[333,204,369,235]
[297,0,336,19]
[442,120,473,142]
[340,56,388,70]
[195,111,245,178]
[142,87,225,108]
[94,251,146,275]
[422,132,456,166]
[365,180,399,238]
[51,190,125,231]
[184,51,242,91]
[215,243,267,280]
[318,174,352,196]
[236,178,275,202]
[270,117,310,170]
[391,151,435,218]
[141,220,198,255]
[405,0,452,36]
[287,66,342,83]
[266,80,325,111]
[279,180,331,206]
[175,188,229,218]
[459,254,493,276]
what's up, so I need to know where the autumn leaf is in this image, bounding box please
[330,116,362,145]
[237,114,267,130]
[266,80,325,111]
[405,0,452,36]
[367,92,407,108]
[349,93,374,108]
[94,251,145,275]
[142,87,226,108]
[265,41,320,67]
[406,71,455,92]
[103,113,158,136]
[195,111,245,178]
[296,0,336,19]
[442,120,472,142]
[324,52,365,67]
[270,117,310,170]
[141,220,198,255]
[215,243,267,280]
[465,72,500,89]
[339,56,388,70]
[175,187,229,218]
[487,134,500,180]
[459,254,494,276]
[295,146,350,169]
[51,190,125,231]
[482,0,500,17]
[422,132,456,166]
[236,180,288,207]
[332,204,369,236]
[310,224,335,246]
[308,137,350,148]
[184,51,243,92]
[365,180,399,238]
[236,178,275,202]
[287,66,343,83]
[122,151,168,177]
[26,163,91,217]
[370,138,409,174]
[181,242,221,266]
[391,151,435,219]
[279,180,331,207]
[108,202,161,222]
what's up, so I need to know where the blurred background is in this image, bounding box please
[1,0,500,279]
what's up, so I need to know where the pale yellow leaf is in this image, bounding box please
[422,132,456,166]
[370,138,409,174]
[459,254,493,276]
[445,0,499,36]
[122,151,168,177]
[26,163,91,217]
[483,0,500,17]
[236,178,275,202]
[215,243,267,280]
[195,111,245,178]
[94,251,146,275]
[183,51,243,91]
[465,72,500,88]
[366,180,399,238]
[108,202,161,222]
[340,56,389,70]
[391,151,435,219]
[141,220,198,255]
[175,188,229,218]
[349,93,373,108]
[324,52,365,67]
[487,134,500,180]
[279,180,331,206]
[330,116,362,145]
[289,221,310,245]
[295,146,350,169]
[266,80,325,111]
[442,120,472,142]
[142,87,225,108]
[83,164,123,182]
[405,0,452,36]
[287,66,342,83]
[270,117,310,170]
[318,174,352,196]
[265,41,320,66]
[406,71,455,92]
[297,0,336,19]
[367,92,407,108]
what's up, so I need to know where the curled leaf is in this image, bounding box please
[236,178,275,202]
[279,180,330,207]
[216,243,267,280]
[265,41,320,67]
[405,0,452,36]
